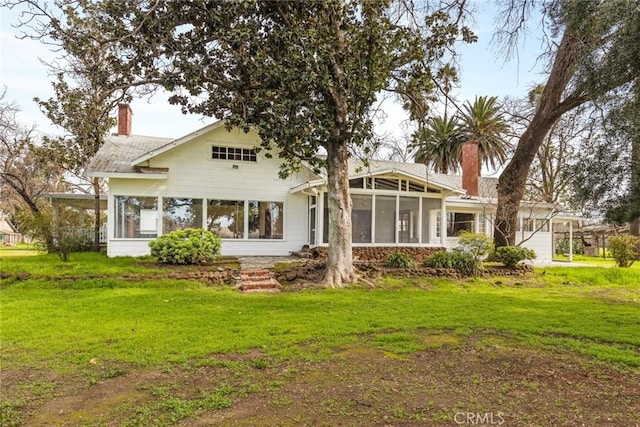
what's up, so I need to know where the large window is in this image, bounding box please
[163,198,203,233]
[207,200,244,238]
[536,218,550,232]
[248,201,283,239]
[447,212,475,237]
[115,196,158,238]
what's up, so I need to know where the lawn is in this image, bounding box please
[1,253,639,426]
[0,244,45,258]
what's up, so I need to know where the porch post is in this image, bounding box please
[417,197,423,244]
[202,198,208,230]
[395,195,400,244]
[440,192,447,248]
[317,192,324,245]
[568,221,573,262]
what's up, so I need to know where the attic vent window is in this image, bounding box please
[212,146,257,162]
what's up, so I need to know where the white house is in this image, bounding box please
[87,104,579,263]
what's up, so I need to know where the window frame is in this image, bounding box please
[211,145,257,162]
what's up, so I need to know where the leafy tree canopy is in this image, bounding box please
[8,0,476,285]
[30,0,475,176]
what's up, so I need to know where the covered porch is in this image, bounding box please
[45,193,108,244]
[291,170,465,250]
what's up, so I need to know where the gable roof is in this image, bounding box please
[0,216,19,234]
[348,159,498,198]
[130,120,227,165]
[87,134,173,176]
[293,158,499,198]
[87,120,238,178]
[347,159,465,193]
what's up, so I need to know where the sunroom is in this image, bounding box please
[291,169,465,249]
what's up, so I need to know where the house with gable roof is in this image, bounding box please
[87,104,579,263]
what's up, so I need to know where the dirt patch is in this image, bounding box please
[7,332,639,426]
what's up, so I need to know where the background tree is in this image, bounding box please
[11,1,149,251]
[504,88,593,205]
[411,95,508,174]
[26,0,474,286]
[459,95,510,173]
[411,115,463,173]
[492,0,640,246]
[568,80,640,235]
[0,92,66,219]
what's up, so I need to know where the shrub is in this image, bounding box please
[450,251,480,276]
[16,207,93,262]
[423,251,455,269]
[491,246,536,267]
[384,252,415,268]
[455,231,494,261]
[608,235,640,268]
[423,250,481,276]
[149,228,221,265]
[555,237,585,255]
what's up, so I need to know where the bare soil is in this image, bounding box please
[3,331,639,426]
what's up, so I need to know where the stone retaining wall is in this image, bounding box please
[274,261,533,283]
[310,246,445,263]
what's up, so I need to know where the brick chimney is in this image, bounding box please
[461,140,479,197]
[117,104,132,136]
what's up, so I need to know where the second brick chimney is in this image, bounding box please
[461,140,479,197]
[117,104,133,136]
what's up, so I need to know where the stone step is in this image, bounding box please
[239,269,281,293]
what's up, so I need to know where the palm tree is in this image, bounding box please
[459,96,510,172]
[411,115,464,173]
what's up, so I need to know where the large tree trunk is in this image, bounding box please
[92,177,102,252]
[323,141,356,287]
[629,81,640,237]
[494,115,562,246]
[494,30,586,246]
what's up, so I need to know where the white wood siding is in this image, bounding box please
[516,232,553,264]
[107,126,311,257]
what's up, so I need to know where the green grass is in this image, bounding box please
[0,243,45,258]
[1,254,639,372]
[553,253,640,268]
[0,252,161,277]
[0,251,238,278]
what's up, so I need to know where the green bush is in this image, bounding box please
[608,235,640,268]
[149,228,221,265]
[491,246,536,267]
[384,252,415,268]
[16,207,94,262]
[450,251,480,276]
[555,237,585,255]
[423,250,481,276]
[423,251,455,268]
[455,231,494,260]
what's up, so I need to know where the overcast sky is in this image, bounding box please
[1,2,545,141]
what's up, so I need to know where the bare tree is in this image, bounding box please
[0,91,68,246]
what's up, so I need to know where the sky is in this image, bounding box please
[0,2,545,141]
